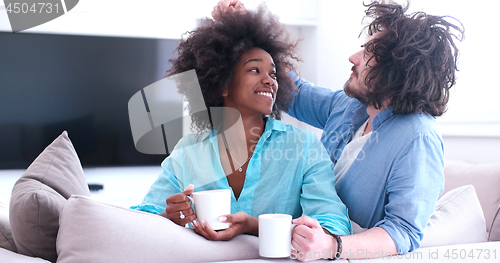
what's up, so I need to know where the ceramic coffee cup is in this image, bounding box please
[258,213,295,258]
[189,189,231,230]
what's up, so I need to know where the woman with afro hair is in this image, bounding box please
[132,5,351,247]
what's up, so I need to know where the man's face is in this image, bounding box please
[343,33,379,104]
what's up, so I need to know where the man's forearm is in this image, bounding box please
[337,227,398,259]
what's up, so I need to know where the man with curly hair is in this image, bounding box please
[215,0,464,260]
[132,5,351,250]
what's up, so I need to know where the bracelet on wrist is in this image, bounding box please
[328,233,342,261]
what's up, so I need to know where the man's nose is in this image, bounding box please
[349,49,364,66]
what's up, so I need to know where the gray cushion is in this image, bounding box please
[9,131,90,262]
[57,195,260,263]
[489,205,500,241]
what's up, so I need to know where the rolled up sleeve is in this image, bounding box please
[130,158,182,214]
[300,133,352,236]
[375,134,444,253]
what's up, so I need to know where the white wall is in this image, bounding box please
[443,136,500,163]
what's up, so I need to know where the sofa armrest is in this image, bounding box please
[57,195,261,263]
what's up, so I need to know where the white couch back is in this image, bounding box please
[443,159,500,233]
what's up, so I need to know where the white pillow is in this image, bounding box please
[56,195,260,263]
[420,185,488,247]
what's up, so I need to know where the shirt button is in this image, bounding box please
[333,158,338,163]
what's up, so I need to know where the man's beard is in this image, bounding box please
[343,78,370,105]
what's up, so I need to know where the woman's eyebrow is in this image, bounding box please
[244,58,276,68]
[244,58,262,64]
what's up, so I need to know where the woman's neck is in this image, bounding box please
[217,113,265,178]
[221,112,265,148]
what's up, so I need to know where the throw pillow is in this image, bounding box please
[420,185,487,247]
[9,131,90,262]
[489,205,500,241]
[0,198,16,252]
[57,195,260,263]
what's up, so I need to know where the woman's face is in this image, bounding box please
[222,48,278,117]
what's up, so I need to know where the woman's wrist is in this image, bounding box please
[245,216,259,236]
[158,211,168,219]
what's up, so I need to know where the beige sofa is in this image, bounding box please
[1,131,499,263]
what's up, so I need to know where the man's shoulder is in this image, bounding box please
[405,112,438,129]
[392,112,441,140]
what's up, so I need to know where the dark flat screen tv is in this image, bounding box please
[0,32,180,169]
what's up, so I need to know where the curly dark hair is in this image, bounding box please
[166,5,298,133]
[361,1,464,116]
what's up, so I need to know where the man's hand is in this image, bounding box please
[192,211,257,241]
[212,0,246,21]
[291,216,337,262]
[160,184,196,227]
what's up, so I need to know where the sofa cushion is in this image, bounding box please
[489,205,500,241]
[346,241,500,262]
[443,160,500,232]
[0,247,51,263]
[0,198,16,252]
[420,185,487,247]
[9,131,90,262]
[57,195,260,263]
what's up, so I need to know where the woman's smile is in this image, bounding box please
[255,90,274,101]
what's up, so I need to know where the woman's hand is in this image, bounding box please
[212,0,246,21]
[160,184,196,227]
[192,211,257,241]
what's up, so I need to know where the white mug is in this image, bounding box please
[258,214,294,258]
[189,189,231,230]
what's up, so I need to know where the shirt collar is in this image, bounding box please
[351,103,395,131]
[351,104,369,128]
[263,117,287,133]
[198,117,286,143]
[372,106,395,130]
[195,128,216,142]
[252,117,286,154]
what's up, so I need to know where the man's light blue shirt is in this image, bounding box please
[132,118,352,236]
[287,72,445,253]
